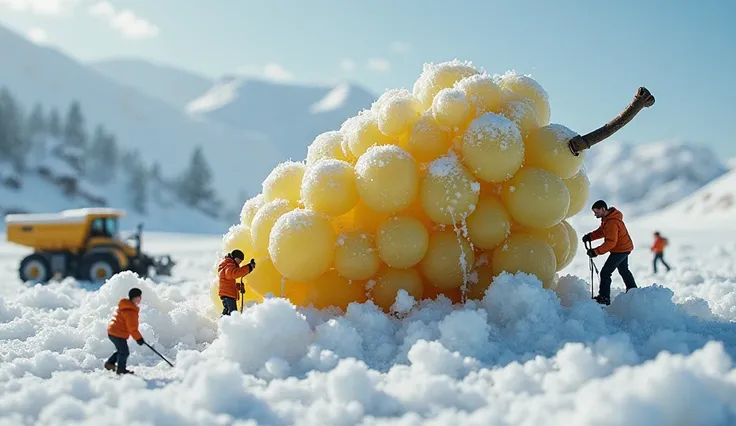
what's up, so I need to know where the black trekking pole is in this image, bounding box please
[239,277,245,313]
[144,342,174,367]
[585,241,600,299]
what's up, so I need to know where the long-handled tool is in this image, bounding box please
[239,277,245,313]
[585,240,600,299]
[144,342,174,367]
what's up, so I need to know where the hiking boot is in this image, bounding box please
[104,362,116,371]
[116,369,135,375]
[593,295,610,306]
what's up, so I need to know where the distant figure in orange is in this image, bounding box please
[651,231,671,273]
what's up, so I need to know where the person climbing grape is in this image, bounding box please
[104,287,145,375]
[651,231,671,273]
[218,249,255,316]
[582,200,638,305]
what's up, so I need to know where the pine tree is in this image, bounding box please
[62,101,87,173]
[27,103,47,164]
[178,146,215,207]
[0,88,30,172]
[126,152,148,214]
[48,108,62,138]
[88,125,119,183]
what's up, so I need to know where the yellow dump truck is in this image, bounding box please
[4,208,175,283]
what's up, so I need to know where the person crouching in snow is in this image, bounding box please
[105,287,145,375]
[582,200,638,305]
[218,249,256,316]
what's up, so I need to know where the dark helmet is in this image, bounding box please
[230,249,244,261]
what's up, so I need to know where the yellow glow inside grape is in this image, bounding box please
[498,72,551,126]
[492,232,556,288]
[522,222,570,270]
[412,60,480,110]
[240,194,264,227]
[563,170,590,218]
[262,161,307,205]
[355,145,419,214]
[245,256,286,301]
[306,131,348,166]
[466,195,512,250]
[301,159,358,217]
[525,124,585,179]
[268,209,337,282]
[377,90,423,136]
[342,111,399,158]
[334,232,381,280]
[370,267,424,311]
[376,215,429,269]
[455,74,504,117]
[332,200,392,234]
[419,230,475,290]
[501,167,570,229]
[461,112,525,182]
[499,101,540,138]
[250,199,296,256]
[222,223,255,259]
[557,220,578,271]
[431,88,472,128]
[301,270,367,311]
[422,283,463,304]
[420,154,480,225]
[405,113,453,163]
[399,196,436,230]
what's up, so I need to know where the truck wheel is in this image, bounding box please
[80,253,120,283]
[19,254,51,283]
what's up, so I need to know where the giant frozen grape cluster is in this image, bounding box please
[211,60,591,313]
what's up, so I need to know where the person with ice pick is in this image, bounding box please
[105,287,145,375]
[218,249,256,315]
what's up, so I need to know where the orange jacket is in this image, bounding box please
[218,256,253,299]
[651,236,667,253]
[589,207,634,255]
[107,298,143,341]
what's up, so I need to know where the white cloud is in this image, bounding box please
[367,58,390,72]
[0,0,81,15]
[88,1,159,39]
[340,59,356,72]
[390,41,411,54]
[26,27,48,44]
[236,63,294,83]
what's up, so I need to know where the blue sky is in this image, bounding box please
[2,0,735,157]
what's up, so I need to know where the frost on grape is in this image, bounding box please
[355,145,413,176]
[428,154,462,178]
[240,193,265,225]
[464,112,523,151]
[495,70,549,101]
[545,123,577,143]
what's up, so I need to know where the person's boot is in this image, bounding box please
[104,362,116,371]
[593,294,610,306]
[116,369,135,375]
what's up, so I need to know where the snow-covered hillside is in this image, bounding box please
[0,24,280,199]
[186,75,376,161]
[584,140,728,217]
[633,168,736,231]
[1,225,736,424]
[91,58,215,111]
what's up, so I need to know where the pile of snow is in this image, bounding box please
[584,140,728,217]
[1,227,736,424]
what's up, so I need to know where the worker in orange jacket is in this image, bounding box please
[582,200,638,305]
[651,231,671,273]
[218,249,255,315]
[105,288,145,375]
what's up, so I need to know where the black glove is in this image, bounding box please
[237,282,245,294]
[582,234,592,243]
[136,338,145,346]
[249,258,256,270]
[586,248,597,258]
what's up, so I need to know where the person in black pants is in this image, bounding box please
[105,288,145,375]
[582,200,638,305]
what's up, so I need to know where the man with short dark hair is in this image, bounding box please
[218,249,256,315]
[105,287,145,375]
[582,200,638,305]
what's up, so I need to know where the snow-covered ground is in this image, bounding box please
[1,224,736,425]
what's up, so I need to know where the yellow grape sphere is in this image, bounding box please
[306,131,348,166]
[466,195,512,250]
[240,194,265,227]
[222,224,254,258]
[502,167,570,229]
[268,209,337,282]
[342,112,398,158]
[420,155,480,225]
[557,220,578,271]
[455,74,504,116]
[378,90,423,136]
[334,231,381,280]
[301,159,359,217]
[302,270,367,311]
[492,232,556,288]
[461,112,525,183]
[371,267,424,311]
[405,113,453,163]
[499,101,541,138]
[498,72,551,126]
[412,60,480,110]
[244,257,285,301]
[419,230,475,290]
[563,170,590,218]
[525,124,585,179]
[522,222,571,270]
[355,145,419,214]
[376,215,430,269]
[250,199,296,255]
[431,88,472,128]
[262,161,307,205]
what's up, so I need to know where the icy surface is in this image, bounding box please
[464,112,522,151]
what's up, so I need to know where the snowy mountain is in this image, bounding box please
[91,58,215,111]
[185,75,377,161]
[583,140,728,217]
[633,168,736,230]
[0,24,281,199]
